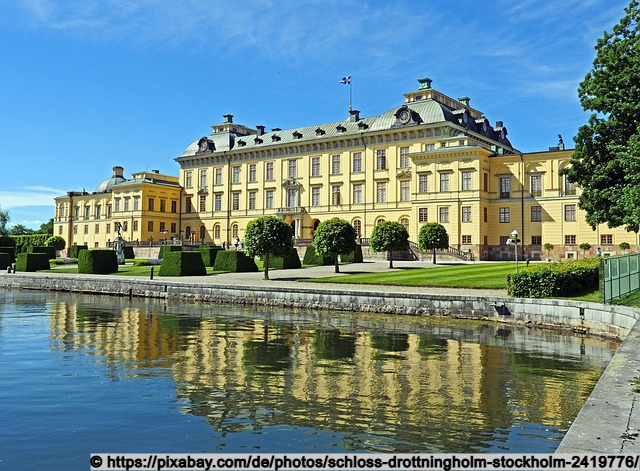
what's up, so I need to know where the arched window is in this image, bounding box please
[214,224,221,239]
[375,217,385,225]
[199,225,206,242]
[400,217,409,231]
[352,219,362,238]
[185,226,191,240]
[232,223,239,239]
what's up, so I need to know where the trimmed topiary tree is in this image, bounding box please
[213,250,258,272]
[312,218,357,273]
[302,245,334,266]
[341,244,364,264]
[70,244,88,259]
[418,222,449,264]
[45,235,66,252]
[28,245,56,260]
[197,246,224,267]
[268,248,302,270]
[244,216,294,280]
[123,246,135,259]
[369,221,410,269]
[15,253,50,272]
[0,252,11,270]
[78,249,118,274]
[0,246,16,263]
[159,245,182,259]
[158,251,207,276]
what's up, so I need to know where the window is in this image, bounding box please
[376,150,386,170]
[439,207,449,223]
[95,224,99,234]
[171,200,177,213]
[107,205,112,217]
[311,157,321,177]
[462,235,472,245]
[248,191,257,210]
[399,146,410,168]
[440,141,447,148]
[288,159,297,178]
[160,199,166,213]
[214,194,222,211]
[148,198,155,211]
[122,221,128,231]
[85,206,90,219]
[499,207,510,223]
[376,182,386,203]
[352,152,362,172]
[483,207,488,223]
[265,190,274,209]
[214,224,221,239]
[439,173,450,192]
[123,199,129,212]
[419,208,428,223]
[531,206,542,222]
[331,155,341,175]
[185,171,192,188]
[311,187,321,206]
[84,225,88,234]
[483,172,488,192]
[58,226,62,235]
[564,176,577,195]
[200,169,207,188]
[134,197,140,211]
[148,221,153,232]
[170,222,176,234]
[418,174,428,193]
[232,224,238,239]
[106,223,110,234]
[232,166,241,183]
[425,143,435,151]
[352,183,362,204]
[565,235,576,245]
[199,195,206,212]
[159,222,165,232]
[232,193,240,210]
[73,225,78,235]
[601,234,613,245]
[114,199,120,212]
[185,197,192,213]
[564,204,576,221]
[531,174,542,196]
[249,164,257,182]
[531,236,542,245]
[499,177,511,199]
[461,206,472,222]
[331,185,341,205]
[353,219,362,237]
[265,162,274,181]
[461,171,472,191]
[500,236,509,245]
[400,180,410,202]
[215,167,222,185]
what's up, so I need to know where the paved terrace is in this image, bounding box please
[2,258,640,453]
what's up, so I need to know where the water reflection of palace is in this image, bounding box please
[48,296,615,452]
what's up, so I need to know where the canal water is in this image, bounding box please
[0,290,617,470]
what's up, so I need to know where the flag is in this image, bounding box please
[340,76,351,84]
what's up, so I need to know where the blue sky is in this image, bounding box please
[0,0,630,229]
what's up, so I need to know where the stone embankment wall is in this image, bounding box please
[0,273,638,338]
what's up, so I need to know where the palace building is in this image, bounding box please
[54,78,639,260]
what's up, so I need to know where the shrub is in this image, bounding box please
[0,246,16,263]
[28,245,56,260]
[197,246,224,267]
[213,250,258,272]
[0,252,10,270]
[15,253,50,272]
[78,250,118,274]
[70,244,88,258]
[341,244,363,263]
[159,245,182,259]
[268,248,302,270]
[302,246,333,266]
[158,251,207,276]
[507,258,600,298]
[0,236,15,248]
[123,246,135,259]
[46,235,66,251]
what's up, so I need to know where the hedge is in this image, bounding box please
[27,245,56,260]
[159,245,182,259]
[268,248,302,270]
[197,246,223,267]
[0,236,15,248]
[302,246,334,266]
[123,245,135,259]
[0,246,16,263]
[507,258,600,298]
[0,253,11,270]
[158,251,206,276]
[11,234,49,253]
[341,244,363,263]
[213,250,258,272]
[15,253,50,272]
[78,249,118,274]
[70,244,88,258]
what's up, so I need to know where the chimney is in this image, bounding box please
[495,121,504,128]
[418,77,433,90]
[256,125,265,136]
[349,109,361,122]
[152,169,159,174]
[223,114,234,124]
[458,96,470,107]
[112,166,124,178]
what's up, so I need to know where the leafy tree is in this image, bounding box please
[0,206,9,236]
[579,242,592,258]
[9,224,34,236]
[619,241,631,253]
[46,235,66,252]
[312,218,357,273]
[369,221,409,268]
[39,218,54,235]
[418,223,449,264]
[244,216,293,280]
[543,243,554,261]
[561,1,640,231]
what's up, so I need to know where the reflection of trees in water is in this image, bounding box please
[313,329,356,360]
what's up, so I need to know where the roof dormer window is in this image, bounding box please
[293,131,303,139]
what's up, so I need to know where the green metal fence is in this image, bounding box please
[601,253,640,303]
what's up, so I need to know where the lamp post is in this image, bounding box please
[507,229,521,272]
[161,229,168,245]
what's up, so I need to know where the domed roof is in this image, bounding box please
[95,166,127,193]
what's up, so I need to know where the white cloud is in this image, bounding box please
[0,186,64,208]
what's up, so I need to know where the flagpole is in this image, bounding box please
[349,80,352,111]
